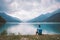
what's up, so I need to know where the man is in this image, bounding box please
[36,25,42,35]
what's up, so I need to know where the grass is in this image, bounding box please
[0,35,60,40]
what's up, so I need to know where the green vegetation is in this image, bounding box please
[0,16,6,26]
[0,30,7,36]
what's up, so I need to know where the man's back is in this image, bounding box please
[36,25,42,35]
[37,28,42,35]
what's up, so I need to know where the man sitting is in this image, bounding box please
[36,25,42,35]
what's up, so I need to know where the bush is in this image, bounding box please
[0,30,7,36]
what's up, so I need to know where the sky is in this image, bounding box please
[0,0,60,21]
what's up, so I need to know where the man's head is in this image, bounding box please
[39,25,41,28]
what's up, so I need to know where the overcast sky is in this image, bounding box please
[0,0,60,21]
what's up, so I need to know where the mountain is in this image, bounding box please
[0,16,6,26]
[43,12,60,22]
[28,13,54,22]
[0,12,21,22]
[28,9,60,22]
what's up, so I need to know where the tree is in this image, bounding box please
[0,16,6,26]
[1,30,7,36]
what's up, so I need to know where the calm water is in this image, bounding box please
[0,22,60,35]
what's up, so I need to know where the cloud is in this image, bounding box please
[0,0,11,11]
[55,0,60,2]
[0,0,60,12]
[0,0,60,21]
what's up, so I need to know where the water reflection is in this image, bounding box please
[0,22,60,35]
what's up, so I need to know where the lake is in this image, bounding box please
[0,22,60,35]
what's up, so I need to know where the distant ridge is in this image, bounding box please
[43,12,60,22]
[28,9,60,22]
[0,12,21,22]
